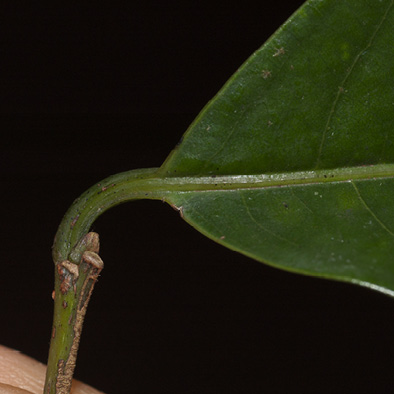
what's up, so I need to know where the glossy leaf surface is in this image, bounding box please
[158,0,394,295]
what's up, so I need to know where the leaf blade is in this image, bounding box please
[166,177,394,296]
[157,0,394,295]
[160,0,394,176]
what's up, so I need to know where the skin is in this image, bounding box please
[0,345,104,394]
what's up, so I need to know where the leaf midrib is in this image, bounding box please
[153,163,394,193]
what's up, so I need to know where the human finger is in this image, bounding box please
[0,345,104,394]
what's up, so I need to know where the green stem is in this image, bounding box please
[44,167,164,393]
[52,167,164,265]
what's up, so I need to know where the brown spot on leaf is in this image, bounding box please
[273,47,285,57]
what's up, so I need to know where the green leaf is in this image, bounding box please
[45,1,394,389]
[157,0,394,296]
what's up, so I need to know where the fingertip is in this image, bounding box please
[0,345,105,394]
[0,382,33,394]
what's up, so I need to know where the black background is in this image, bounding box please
[2,2,394,393]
